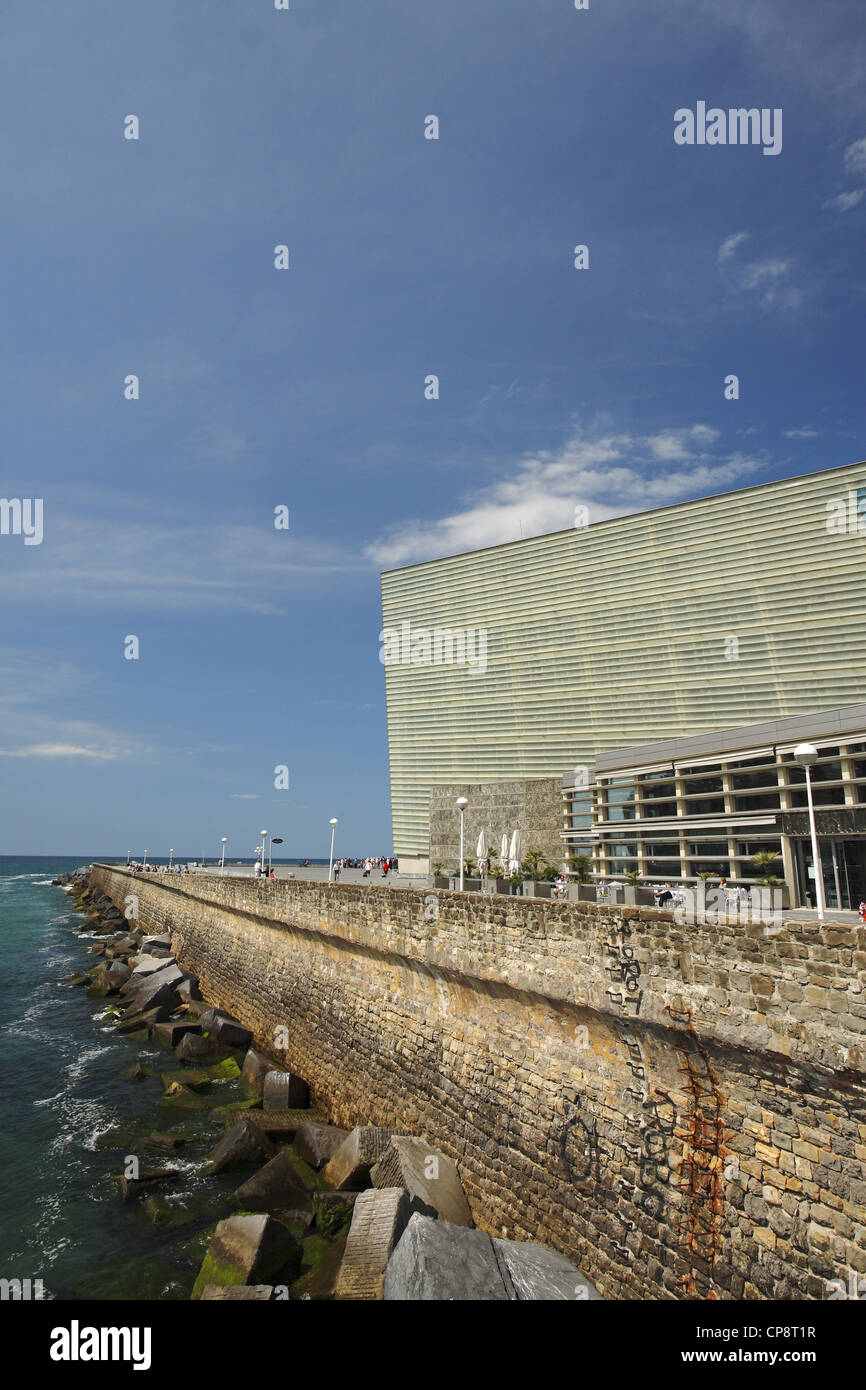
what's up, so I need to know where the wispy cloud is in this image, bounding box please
[0,742,122,760]
[367,422,762,567]
[230,793,261,800]
[0,516,365,615]
[824,136,866,212]
[718,232,750,262]
[783,426,821,440]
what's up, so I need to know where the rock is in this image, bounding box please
[491,1238,603,1301]
[219,1108,325,1137]
[89,942,106,955]
[146,1132,187,1153]
[157,1083,208,1112]
[336,1189,435,1300]
[117,1170,180,1201]
[176,1031,231,1063]
[191,1213,301,1298]
[151,1019,201,1047]
[231,1151,312,1212]
[199,1284,275,1300]
[295,1122,349,1171]
[263,1070,309,1110]
[143,933,172,949]
[313,1192,357,1239]
[177,976,202,1002]
[161,1068,211,1094]
[101,962,132,993]
[119,962,186,1016]
[384,1215,509,1300]
[210,1016,253,1050]
[240,1048,275,1099]
[322,1126,395,1191]
[371,1136,473,1226]
[116,1004,172,1035]
[205,1118,276,1175]
[130,954,175,979]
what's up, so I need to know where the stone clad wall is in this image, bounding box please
[428,778,563,875]
[91,865,866,1301]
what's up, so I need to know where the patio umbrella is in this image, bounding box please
[508,828,521,876]
[500,833,509,869]
[476,829,488,875]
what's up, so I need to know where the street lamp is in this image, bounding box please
[270,837,283,875]
[794,743,825,922]
[328,818,339,883]
[456,796,468,891]
[260,831,268,878]
[168,847,174,872]
[143,849,148,870]
[220,837,227,874]
[126,850,131,866]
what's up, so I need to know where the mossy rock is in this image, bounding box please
[299,1233,332,1271]
[313,1195,353,1240]
[190,1249,247,1301]
[277,1146,329,1193]
[214,1098,261,1127]
[157,1084,208,1112]
[94,1122,149,1151]
[208,1057,242,1082]
[291,1237,347,1301]
[161,1069,211,1094]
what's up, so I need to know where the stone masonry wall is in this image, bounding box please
[92,865,866,1301]
[429,777,564,875]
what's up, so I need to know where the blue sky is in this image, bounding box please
[1,0,864,856]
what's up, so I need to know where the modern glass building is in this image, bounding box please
[381,462,866,873]
[564,704,866,910]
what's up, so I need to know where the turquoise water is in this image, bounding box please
[0,857,247,1301]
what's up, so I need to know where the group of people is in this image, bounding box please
[331,856,398,881]
[130,862,189,875]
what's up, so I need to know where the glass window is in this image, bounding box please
[690,860,731,877]
[687,841,729,856]
[643,842,680,857]
[683,796,726,815]
[569,792,592,830]
[731,768,780,790]
[646,861,680,878]
[735,840,782,858]
[641,780,677,800]
[641,799,678,818]
[789,785,846,808]
[681,775,723,795]
[731,791,782,812]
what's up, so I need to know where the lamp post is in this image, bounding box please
[143,849,148,870]
[794,743,825,922]
[126,850,131,866]
[220,837,227,874]
[260,831,268,878]
[270,837,283,875]
[328,818,339,883]
[456,796,468,891]
[168,847,174,872]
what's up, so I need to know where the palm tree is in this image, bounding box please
[521,850,547,881]
[569,853,593,884]
[751,850,783,887]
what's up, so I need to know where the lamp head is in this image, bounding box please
[793,742,819,766]
[330,817,339,827]
[456,797,468,812]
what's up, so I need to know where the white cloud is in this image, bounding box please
[824,188,866,212]
[783,426,820,440]
[0,741,123,760]
[718,232,750,262]
[367,423,761,567]
[230,793,261,799]
[843,137,866,177]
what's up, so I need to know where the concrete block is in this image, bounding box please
[241,1048,274,1098]
[263,1070,309,1110]
[492,1238,603,1300]
[322,1126,395,1191]
[231,1151,313,1212]
[199,1285,274,1300]
[335,1188,434,1300]
[295,1121,349,1171]
[205,1118,276,1175]
[384,1214,508,1301]
[371,1136,473,1226]
[192,1213,300,1298]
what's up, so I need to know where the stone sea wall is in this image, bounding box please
[91,864,866,1300]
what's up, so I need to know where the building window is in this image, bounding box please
[682,796,726,815]
[681,774,723,795]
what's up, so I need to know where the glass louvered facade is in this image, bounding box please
[381,462,866,872]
